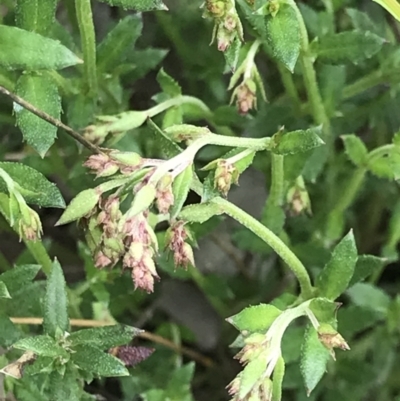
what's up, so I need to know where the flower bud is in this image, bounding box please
[214,160,237,196]
[109,151,142,167]
[84,154,119,177]
[18,208,43,241]
[94,251,112,268]
[205,0,227,18]
[232,80,257,115]
[129,185,156,218]
[318,323,350,360]
[156,174,174,214]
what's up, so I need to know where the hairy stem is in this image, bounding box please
[269,154,284,206]
[24,240,53,275]
[75,0,97,96]
[291,1,331,140]
[212,197,314,299]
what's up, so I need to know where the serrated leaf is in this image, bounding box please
[15,74,61,156]
[157,68,181,97]
[310,30,385,65]
[56,188,100,226]
[178,202,223,223]
[341,134,368,166]
[227,304,282,333]
[349,255,387,287]
[0,281,10,298]
[14,335,67,357]
[0,314,22,347]
[43,259,69,337]
[272,127,324,155]
[0,162,65,208]
[97,0,167,11]
[0,25,82,71]
[148,119,182,158]
[224,37,241,72]
[68,325,142,350]
[71,344,129,377]
[316,231,358,300]
[265,4,300,72]
[0,264,41,295]
[97,15,143,73]
[170,165,193,220]
[368,151,400,180]
[300,325,330,395]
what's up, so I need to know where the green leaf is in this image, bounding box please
[13,335,67,357]
[316,231,358,300]
[227,304,282,333]
[170,165,193,220]
[68,325,142,350]
[157,68,181,97]
[71,344,129,377]
[265,4,301,72]
[148,119,182,158]
[43,259,69,337]
[0,162,65,208]
[0,314,22,347]
[15,0,57,35]
[178,202,223,224]
[166,363,195,400]
[300,325,330,395]
[141,389,166,401]
[349,255,387,287]
[48,368,82,401]
[224,37,241,72]
[368,151,400,180]
[56,188,100,226]
[15,74,61,156]
[0,281,10,298]
[281,326,305,363]
[0,264,41,295]
[271,127,324,155]
[346,8,376,32]
[310,30,385,65]
[0,25,82,71]
[346,283,390,313]
[96,0,167,11]
[97,15,143,73]
[309,298,338,326]
[341,134,368,166]
[239,352,267,399]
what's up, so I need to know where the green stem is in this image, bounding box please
[244,40,262,79]
[269,154,284,207]
[147,95,211,118]
[277,61,302,114]
[212,197,313,300]
[272,356,285,401]
[24,240,53,276]
[332,167,366,215]
[291,1,331,140]
[75,0,97,96]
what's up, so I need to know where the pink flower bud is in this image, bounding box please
[94,251,112,268]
